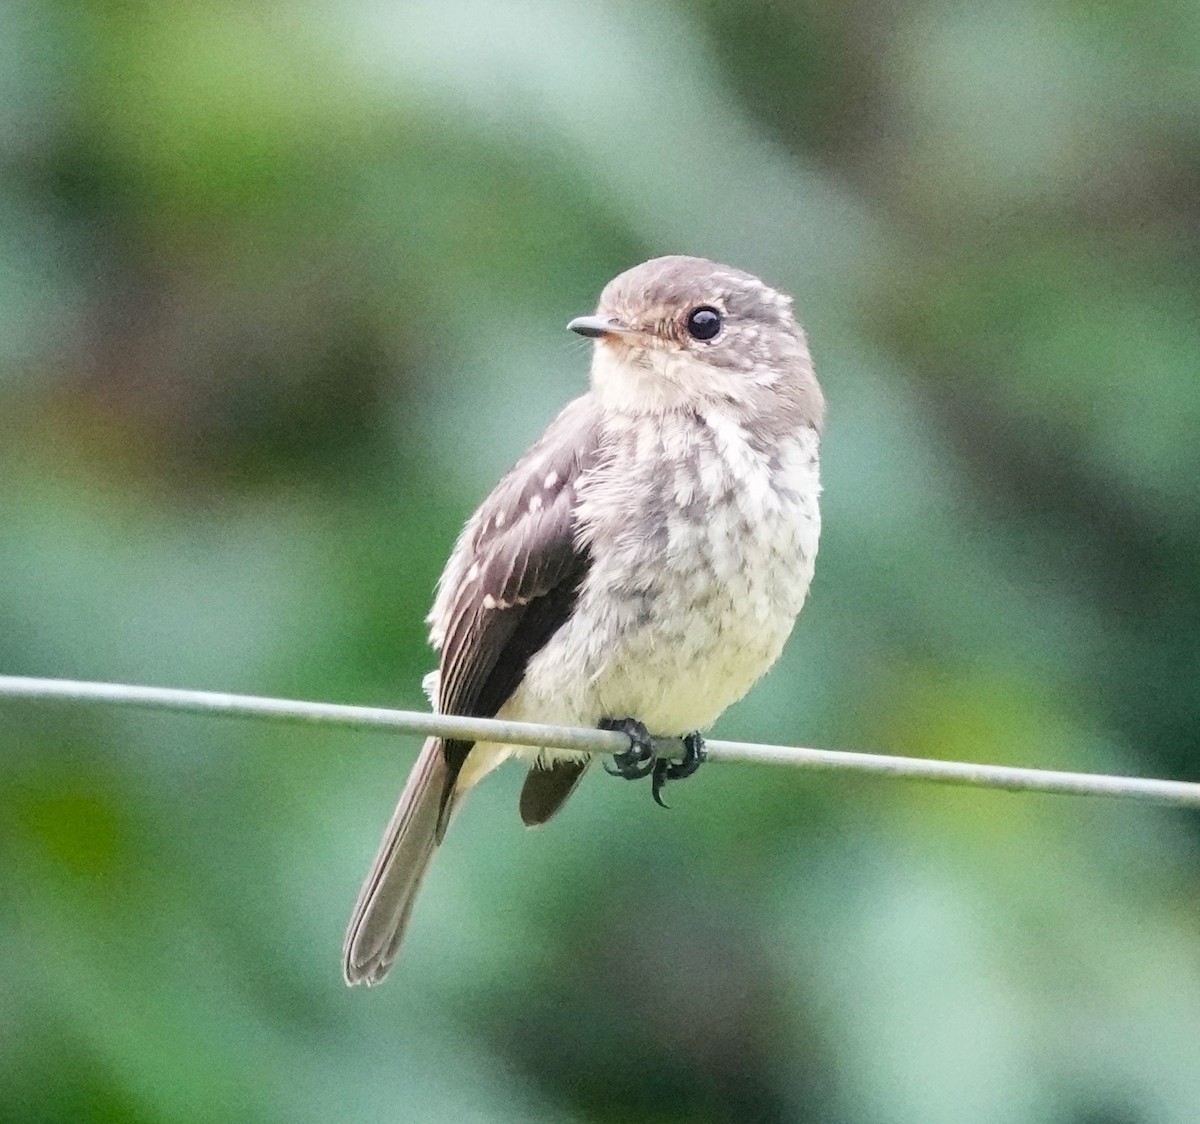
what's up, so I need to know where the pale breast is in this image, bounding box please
[505,411,821,741]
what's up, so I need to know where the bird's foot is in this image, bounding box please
[650,731,707,808]
[600,717,657,779]
[600,720,707,808]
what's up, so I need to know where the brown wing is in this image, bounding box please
[427,395,604,822]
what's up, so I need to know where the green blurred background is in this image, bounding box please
[2,0,1199,1120]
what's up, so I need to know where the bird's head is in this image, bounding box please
[569,255,823,430]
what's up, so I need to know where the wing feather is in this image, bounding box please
[427,395,604,792]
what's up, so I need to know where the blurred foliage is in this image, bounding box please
[1,0,1199,1120]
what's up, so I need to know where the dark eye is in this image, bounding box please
[685,306,722,341]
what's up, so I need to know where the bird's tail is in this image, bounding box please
[342,736,451,986]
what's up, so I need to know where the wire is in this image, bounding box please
[2,674,1198,809]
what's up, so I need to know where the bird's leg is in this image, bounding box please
[600,717,657,779]
[650,732,707,808]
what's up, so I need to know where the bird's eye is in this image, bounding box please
[685,306,722,342]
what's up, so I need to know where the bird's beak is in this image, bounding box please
[567,315,637,340]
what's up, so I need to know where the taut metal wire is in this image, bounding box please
[2,675,1199,809]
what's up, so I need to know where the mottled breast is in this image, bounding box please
[512,407,821,736]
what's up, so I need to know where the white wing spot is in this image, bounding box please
[482,593,497,610]
[544,471,558,489]
[493,510,506,529]
[528,493,544,513]
[466,562,481,581]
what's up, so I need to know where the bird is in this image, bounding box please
[343,255,824,985]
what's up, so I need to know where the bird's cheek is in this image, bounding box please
[628,348,658,373]
[600,343,656,374]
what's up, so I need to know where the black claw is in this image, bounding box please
[651,731,707,807]
[599,717,657,780]
[651,759,671,808]
[667,731,707,781]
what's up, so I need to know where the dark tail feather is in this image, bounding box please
[343,737,451,986]
[519,759,589,826]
